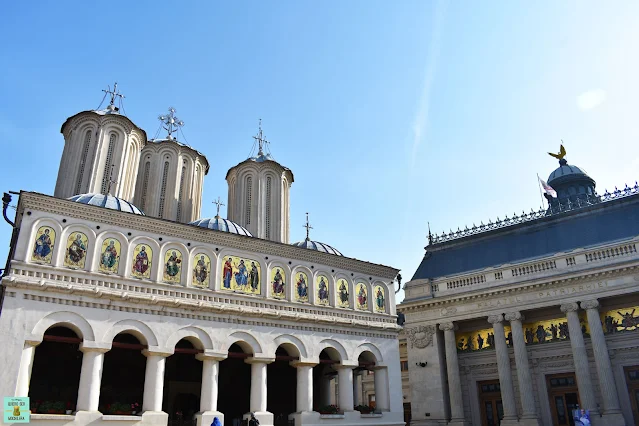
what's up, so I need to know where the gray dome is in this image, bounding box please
[68,193,144,215]
[291,239,343,256]
[189,216,253,237]
[548,162,592,185]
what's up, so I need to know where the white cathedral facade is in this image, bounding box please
[0,88,404,426]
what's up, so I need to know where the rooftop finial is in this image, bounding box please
[253,118,269,156]
[102,82,125,108]
[427,221,433,245]
[158,107,184,141]
[548,141,567,166]
[213,196,225,219]
[304,212,313,241]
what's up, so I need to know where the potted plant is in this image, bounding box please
[131,403,140,415]
[45,401,65,414]
[108,402,133,415]
[355,404,373,414]
[318,405,340,415]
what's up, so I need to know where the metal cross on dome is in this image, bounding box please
[213,196,225,218]
[158,107,184,140]
[303,212,313,241]
[103,82,125,106]
[253,118,269,155]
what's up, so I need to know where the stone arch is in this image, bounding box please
[103,319,159,346]
[30,311,95,343]
[273,334,308,358]
[166,326,215,351]
[317,338,348,361]
[353,343,383,363]
[227,331,262,355]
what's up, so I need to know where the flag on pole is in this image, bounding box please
[538,175,557,198]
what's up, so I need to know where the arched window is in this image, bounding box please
[177,165,186,222]
[266,176,272,239]
[75,130,92,195]
[245,176,252,225]
[29,326,82,414]
[159,161,170,219]
[100,133,116,194]
[140,161,150,212]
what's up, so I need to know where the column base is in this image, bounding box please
[499,418,519,426]
[244,411,273,426]
[289,411,320,426]
[141,411,169,425]
[74,411,104,423]
[196,411,224,426]
[447,420,471,426]
[517,417,542,426]
[592,412,625,426]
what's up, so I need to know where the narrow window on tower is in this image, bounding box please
[75,130,92,195]
[100,133,116,194]
[266,176,272,239]
[246,176,252,225]
[140,161,150,212]
[177,165,186,222]
[159,161,170,219]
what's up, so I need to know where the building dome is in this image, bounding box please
[547,158,597,201]
[189,216,253,237]
[291,239,343,256]
[68,193,145,215]
[548,161,593,185]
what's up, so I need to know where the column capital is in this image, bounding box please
[560,302,580,313]
[195,352,227,362]
[504,311,524,322]
[290,361,318,368]
[79,345,110,354]
[580,299,600,310]
[439,322,457,332]
[245,356,275,365]
[142,349,172,358]
[487,313,504,325]
[334,361,359,369]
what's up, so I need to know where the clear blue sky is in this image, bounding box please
[2,2,638,302]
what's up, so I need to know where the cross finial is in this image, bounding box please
[213,196,225,218]
[158,107,184,141]
[102,82,125,107]
[252,118,269,156]
[304,212,313,241]
[107,164,118,195]
[427,221,433,245]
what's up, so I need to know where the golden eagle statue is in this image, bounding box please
[548,144,566,160]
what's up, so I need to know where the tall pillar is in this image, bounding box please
[15,341,39,397]
[195,353,226,426]
[439,322,468,425]
[373,367,390,412]
[504,312,541,426]
[487,314,518,425]
[291,362,315,413]
[336,366,355,412]
[353,371,362,407]
[581,300,625,425]
[142,350,169,412]
[560,303,599,417]
[320,371,332,406]
[244,358,274,426]
[76,347,108,412]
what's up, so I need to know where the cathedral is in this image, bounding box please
[400,148,639,426]
[0,86,404,426]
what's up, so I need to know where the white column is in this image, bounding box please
[353,372,362,407]
[504,312,540,423]
[320,372,332,406]
[581,300,624,422]
[142,350,169,412]
[292,362,315,413]
[336,366,354,412]
[196,355,221,412]
[560,303,599,415]
[76,347,107,412]
[15,341,39,397]
[439,322,466,423]
[487,314,518,424]
[247,359,269,413]
[373,367,390,412]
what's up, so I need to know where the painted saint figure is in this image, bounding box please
[223,258,233,289]
[193,255,208,285]
[234,260,248,287]
[133,246,149,275]
[317,277,328,303]
[165,251,182,278]
[375,287,385,311]
[67,233,87,264]
[357,285,367,309]
[272,269,285,296]
[338,281,349,306]
[101,240,118,270]
[33,228,53,261]
[250,262,259,291]
[296,274,308,299]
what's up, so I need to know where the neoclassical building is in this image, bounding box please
[0,87,404,426]
[400,153,639,426]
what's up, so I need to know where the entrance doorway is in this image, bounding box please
[218,343,251,425]
[624,365,639,426]
[163,339,203,426]
[478,380,503,426]
[546,373,581,426]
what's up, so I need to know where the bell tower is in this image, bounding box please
[226,120,294,242]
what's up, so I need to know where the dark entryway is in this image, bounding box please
[218,343,251,425]
[164,339,203,426]
[546,373,581,426]
[478,380,503,426]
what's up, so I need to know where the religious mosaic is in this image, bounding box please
[601,306,639,334]
[294,271,309,302]
[192,253,211,288]
[31,226,55,264]
[271,267,286,299]
[315,275,330,306]
[355,282,368,310]
[337,279,350,308]
[99,238,120,274]
[63,232,88,269]
[374,285,385,312]
[131,244,152,279]
[456,326,511,352]
[163,249,183,284]
[221,255,260,294]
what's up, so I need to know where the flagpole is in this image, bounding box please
[537,174,546,208]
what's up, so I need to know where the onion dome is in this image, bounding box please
[291,239,343,256]
[68,193,145,215]
[189,216,253,237]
